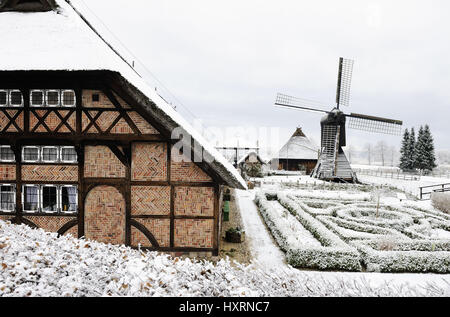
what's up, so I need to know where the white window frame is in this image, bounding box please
[22,146,41,163]
[45,89,61,107]
[61,90,76,108]
[60,146,78,163]
[41,185,59,214]
[8,89,24,107]
[0,145,15,163]
[0,89,8,107]
[22,185,40,214]
[41,146,59,163]
[0,184,16,213]
[60,185,78,214]
[30,89,45,107]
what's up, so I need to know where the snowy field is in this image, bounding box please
[2,220,449,297]
[250,177,450,273]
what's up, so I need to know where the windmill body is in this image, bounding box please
[275,58,403,183]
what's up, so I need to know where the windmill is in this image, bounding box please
[275,57,403,182]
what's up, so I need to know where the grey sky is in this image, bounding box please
[82,0,449,154]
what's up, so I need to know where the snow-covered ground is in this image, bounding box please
[3,219,449,297]
[236,190,450,293]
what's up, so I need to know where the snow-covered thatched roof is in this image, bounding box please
[0,0,246,189]
[276,128,319,160]
[237,151,267,165]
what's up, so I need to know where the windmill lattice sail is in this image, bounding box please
[336,58,354,107]
[347,113,403,136]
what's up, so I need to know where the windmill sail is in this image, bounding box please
[275,93,329,114]
[347,113,403,135]
[336,58,354,108]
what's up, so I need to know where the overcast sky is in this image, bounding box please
[79,0,449,155]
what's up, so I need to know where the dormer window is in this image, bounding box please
[30,89,76,107]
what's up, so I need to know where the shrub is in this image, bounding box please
[431,192,450,214]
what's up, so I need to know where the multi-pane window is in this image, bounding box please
[0,146,15,162]
[30,90,45,107]
[22,146,77,163]
[61,90,76,107]
[42,185,58,213]
[22,185,78,214]
[0,89,23,107]
[60,147,77,163]
[0,90,7,106]
[23,185,39,213]
[30,89,75,107]
[41,146,59,163]
[61,186,77,213]
[46,90,60,107]
[0,185,15,213]
[22,146,40,163]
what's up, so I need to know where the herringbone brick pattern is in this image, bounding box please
[43,111,61,131]
[24,216,77,233]
[84,146,126,178]
[82,90,115,108]
[0,165,16,181]
[110,118,134,134]
[114,92,132,109]
[174,187,214,217]
[95,111,119,132]
[85,186,125,245]
[0,110,23,132]
[0,112,10,132]
[128,112,158,134]
[132,143,167,181]
[22,165,78,182]
[174,219,214,248]
[170,151,212,182]
[132,218,170,247]
[131,186,170,216]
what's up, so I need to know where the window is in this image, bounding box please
[9,90,23,107]
[23,185,39,213]
[30,90,45,107]
[92,93,100,102]
[22,146,40,162]
[0,90,7,106]
[42,185,58,213]
[46,90,60,107]
[41,146,59,163]
[0,185,15,213]
[60,146,77,163]
[61,90,76,107]
[22,185,78,214]
[0,146,15,162]
[61,186,77,213]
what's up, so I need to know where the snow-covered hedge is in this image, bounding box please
[255,192,361,271]
[432,192,450,214]
[352,240,450,273]
[3,220,447,297]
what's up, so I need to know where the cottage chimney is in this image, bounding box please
[0,0,57,12]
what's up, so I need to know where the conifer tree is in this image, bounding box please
[399,129,410,170]
[423,125,437,171]
[415,126,427,170]
[407,127,416,170]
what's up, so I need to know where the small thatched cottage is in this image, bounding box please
[273,127,319,174]
[0,0,246,257]
[237,151,268,178]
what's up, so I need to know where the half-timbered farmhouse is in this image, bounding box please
[0,0,246,257]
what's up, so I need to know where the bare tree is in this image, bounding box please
[375,141,388,166]
[365,143,372,165]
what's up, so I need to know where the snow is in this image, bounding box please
[276,135,319,160]
[0,0,246,190]
[235,190,450,294]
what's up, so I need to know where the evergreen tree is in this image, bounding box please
[399,129,410,170]
[406,127,416,170]
[415,126,427,170]
[422,125,437,171]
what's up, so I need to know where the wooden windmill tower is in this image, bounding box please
[275,58,403,182]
